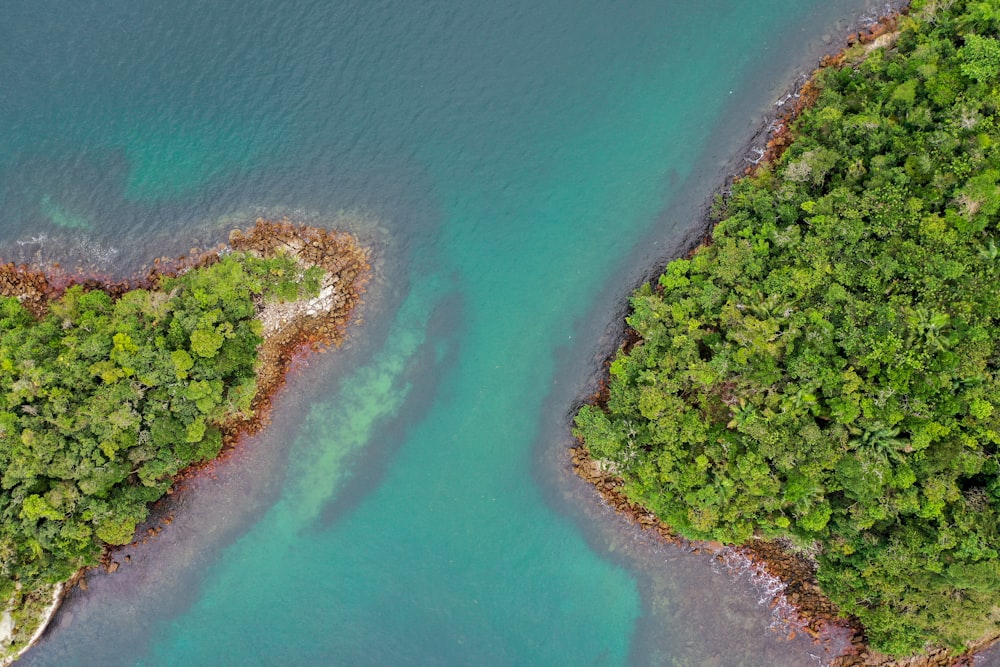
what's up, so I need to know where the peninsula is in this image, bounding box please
[0,219,368,664]
[575,0,1000,663]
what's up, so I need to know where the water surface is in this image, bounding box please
[1,1,920,665]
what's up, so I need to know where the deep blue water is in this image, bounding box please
[0,2,940,665]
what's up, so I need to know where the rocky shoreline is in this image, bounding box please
[0,218,369,665]
[571,445,995,666]
[572,3,1000,666]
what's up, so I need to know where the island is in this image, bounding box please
[575,1,1000,663]
[0,219,368,664]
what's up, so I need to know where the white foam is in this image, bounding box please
[717,548,804,633]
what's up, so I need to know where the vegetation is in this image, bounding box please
[575,0,1000,656]
[0,251,321,603]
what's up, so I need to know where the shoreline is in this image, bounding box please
[18,586,63,663]
[703,1,911,242]
[572,3,1000,665]
[571,446,996,667]
[0,218,370,665]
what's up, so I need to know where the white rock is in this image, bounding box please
[0,611,14,645]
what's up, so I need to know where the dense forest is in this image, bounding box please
[0,252,322,605]
[576,0,1000,656]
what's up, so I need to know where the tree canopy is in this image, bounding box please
[576,0,1000,655]
[0,251,321,601]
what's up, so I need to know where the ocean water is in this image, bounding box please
[1,1,924,665]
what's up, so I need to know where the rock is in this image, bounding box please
[0,611,14,646]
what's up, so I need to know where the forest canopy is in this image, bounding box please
[0,251,322,601]
[575,0,1000,656]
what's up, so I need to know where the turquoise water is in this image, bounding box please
[4,1,905,665]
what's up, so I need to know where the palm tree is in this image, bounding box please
[959,1,1000,33]
[978,239,999,261]
[848,422,911,464]
[726,397,756,430]
[905,306,953,352]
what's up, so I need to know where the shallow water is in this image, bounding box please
[1,1,929,665]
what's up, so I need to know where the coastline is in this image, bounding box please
[0,219,369,665]
[572,445,998,666]
[572,3,1000,665]
[17,585,63,663]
